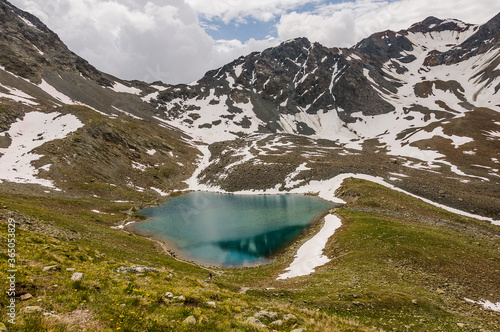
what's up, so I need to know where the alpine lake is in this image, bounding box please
[130,192,336,267]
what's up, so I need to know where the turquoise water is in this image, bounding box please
[131,192,334,267]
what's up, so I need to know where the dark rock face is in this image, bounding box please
[153,36,396,130]
[150,14,499,135]
[354,30,414,65]
[0,0,111,85]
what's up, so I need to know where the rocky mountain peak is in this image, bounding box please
[0,0,112,86]
[423,12,499,66]
[406,16,474,34]
[354,29,414,64]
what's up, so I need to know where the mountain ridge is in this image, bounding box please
[0,1,499,220]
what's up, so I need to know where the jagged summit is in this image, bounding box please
[0,0,111,85]
[406,16,475,34]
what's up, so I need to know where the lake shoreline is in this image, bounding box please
[125,191,339,269]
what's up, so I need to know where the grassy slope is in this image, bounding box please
[0,179,499,331]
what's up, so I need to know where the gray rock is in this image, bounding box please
[412,299,418,305]
[178,295,185,301]
[42,265,60,272]
[254,310,278,320]
[239,287,250,294]
[66,268,76,271]
[245,317,267,329]
[283,314,297,323]
[20,293,33,301]
[165,292,173,299]
[206,301,216,308]
[117,266,158,274]
[270,319,283,327]
[24,306,43,313]
[71,272,84,281]
[183,315,196,325]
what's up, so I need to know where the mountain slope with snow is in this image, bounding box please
[0,0,498,219]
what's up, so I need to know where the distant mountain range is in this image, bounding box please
[0,0,499,219]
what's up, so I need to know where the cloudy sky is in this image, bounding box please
[10,0,499,84]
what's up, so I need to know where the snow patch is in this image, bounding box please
[111,82,142,95]
[0,111,83,187]
[151,187,169,196]
[277,214,342,279]
[38,79,74,104]
[465,298,500,312]
[0,83,38,105]
[131,161,148,171]
[111,106,141,120]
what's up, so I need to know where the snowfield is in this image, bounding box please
[0,111,83,188]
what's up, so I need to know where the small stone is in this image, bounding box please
[165,292,173,299]
[411,299,418,305]
[20,293,33,301]
[42,265,60,272]
[270,319,283,327]
[436,288,445,295]
[239,287,250,294]
[283,314,297,323]
[71,272,84,281]
[24,306,43,313]
[183,315,196,325]
[206,301,216,308]
[457,323,465,328]
[178,295,185,301]
[245,317,266,329]
[66,268,76,271]
[117,266,158,274]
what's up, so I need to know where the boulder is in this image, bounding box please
[254,310,278,320]
[183,316,196,325]
[245,317,267,329]
[71,272,84,281]
[283,314,297,323]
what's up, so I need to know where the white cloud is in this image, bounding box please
[10,0,217,83]
[277,0,499,48]
[184,0,322,23]
[8,0,500,84]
